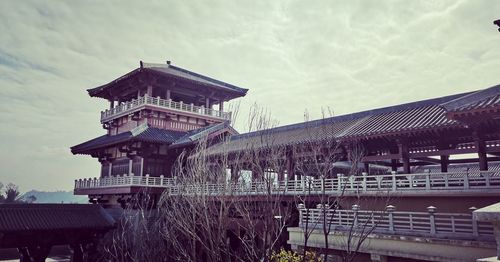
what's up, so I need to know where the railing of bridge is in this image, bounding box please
[299,206,494,240]
[100,94,232,122]
[75,171,500,195]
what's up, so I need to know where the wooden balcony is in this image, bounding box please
[298,207,495,241]
[100,94,232,123]
[74,171,500,196]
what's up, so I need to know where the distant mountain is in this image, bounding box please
[22,190,87,204]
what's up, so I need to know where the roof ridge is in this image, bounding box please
[130,123,149,136]
[440,84,500,111]
[232,91,471,141]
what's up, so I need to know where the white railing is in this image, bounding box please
[100,94,232,122]
[75,171,500,196]
[299,206,494,240]
[74,174,175,189]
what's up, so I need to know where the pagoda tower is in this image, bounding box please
[71,61,247,205]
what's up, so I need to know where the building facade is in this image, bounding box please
[72,62,500,261]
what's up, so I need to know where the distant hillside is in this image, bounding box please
[22,190,87,204]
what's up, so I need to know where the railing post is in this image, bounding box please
[485,172,491,187]
[391,171,397,192]
[352,204,360,227]
[145,174,150,186]
[386,205,396,233]
[298,203,305,226]
[362,172,367,192]
[463,172,470,189]
[337,174,343,191]
[160,175,164,186]
[470,206,479,237]
[427,206,437,235]
[425,173,431,190]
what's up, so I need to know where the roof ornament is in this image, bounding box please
[166,60,171,66]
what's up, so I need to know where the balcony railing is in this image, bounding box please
[100,94,232,122]
[75,171,500,196]
[299,207,494,240]
[75,174,175,189]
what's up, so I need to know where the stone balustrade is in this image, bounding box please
[75,170,500,196]
[100,94,232,122]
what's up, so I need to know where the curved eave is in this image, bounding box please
[86,66,248,100]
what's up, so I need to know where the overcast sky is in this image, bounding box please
[1,1,500,191]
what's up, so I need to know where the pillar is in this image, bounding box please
[440,155,449,173]
[219,101,224,111]
[391,159,398,173]
[399,142,410,174]
[110,100,115,109]
[166,89,171,100]
[230,165,239,182]
[205,97,210,108]
[128,158,133,175]
[140,157,144,176]
[108,162,113,177]
[476,138,488,171]
[364,162,370,174]
[286,151,295,181]
[147,85,153,96]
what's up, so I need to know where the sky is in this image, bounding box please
[1,0,500,191]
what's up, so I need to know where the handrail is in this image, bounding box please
[75,171,500,196]
[100,94,232,122]
[298,207,494,240]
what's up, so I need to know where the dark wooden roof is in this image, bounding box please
[71,124,186,154]
[170,121,235,149]
[87,61,248,100]
[0,204,114,233]
[206,91,485,155]
[441,84,500,114]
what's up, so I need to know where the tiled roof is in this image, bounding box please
[206,92,473,155]
[441,84,500,113]
[0,204,115,233]
[144,63,248,94]
[170,121,233,148]
[71,124,186,154]
[87,61,248,98]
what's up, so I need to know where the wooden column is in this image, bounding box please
[128,158,133,175]
[440,155,449,173]
[364,162,370,174]
[108,162,113,177]
[391,159,399,172]
[205,97,210,108]
[286,150,295,181]
[166,89,171,100]
[230,165,239,182]
[219,101,224,111]
[140,157,144,176]
[398,142,410,174]
[110,100,115,109]
[475,137,488,171]
[147,85,153,96]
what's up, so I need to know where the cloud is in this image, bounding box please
[0,0,500,191]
